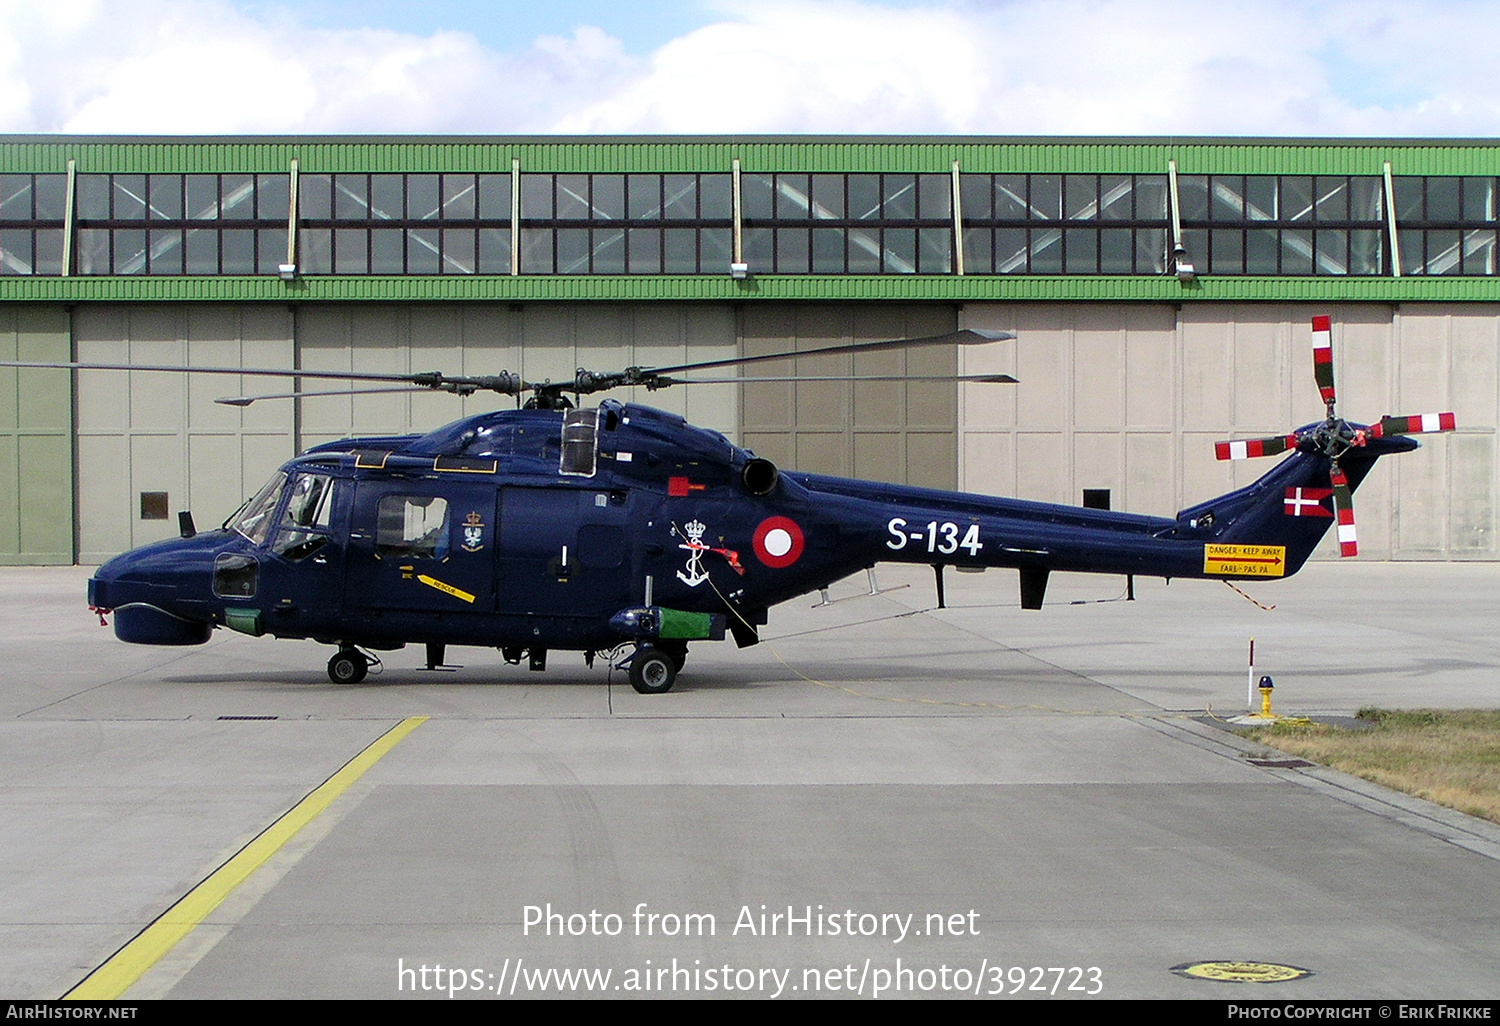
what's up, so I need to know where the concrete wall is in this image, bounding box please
[0,306,72,565]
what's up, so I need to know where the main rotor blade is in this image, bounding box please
[1214,434,1299,460]
[1312,315,1337,411]
[216,387,441,407]
[1329,462,1358,557]
[0,360,531,398]
[641,328,1014,377]
[1370,412,1456,437]
[666,372,1019,385]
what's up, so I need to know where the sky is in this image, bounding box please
[1,0,1497,137]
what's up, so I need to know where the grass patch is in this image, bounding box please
[1241,708,1500,825]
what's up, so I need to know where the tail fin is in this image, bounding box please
[1175,433,1418,576]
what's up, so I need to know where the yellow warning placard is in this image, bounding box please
[1204,544,1287,578]
[417,574,476,603]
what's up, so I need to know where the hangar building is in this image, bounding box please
[0,136,1495,565]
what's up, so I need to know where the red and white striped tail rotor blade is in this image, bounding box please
[1329,463,1358,557]
[1215,434,1299,461]
[1312,314,1337,409]
[1370,412,1457,437]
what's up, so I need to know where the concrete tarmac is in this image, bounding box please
[2,561,1498,1000]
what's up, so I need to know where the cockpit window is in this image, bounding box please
[560,407,598,477]
[231,472,287,546]
[272,474,336,560]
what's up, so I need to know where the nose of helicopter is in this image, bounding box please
[89,533,227,645]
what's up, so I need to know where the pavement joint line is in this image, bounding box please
[60,715,428,1000]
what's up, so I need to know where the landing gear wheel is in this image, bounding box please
[629,647,677,695]
[327,649,368,685]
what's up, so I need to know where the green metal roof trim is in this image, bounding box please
[3,274,1498,303]
[1,136,1498,175]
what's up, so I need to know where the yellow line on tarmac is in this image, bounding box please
[65,716,429,1000]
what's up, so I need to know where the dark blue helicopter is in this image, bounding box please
[25,320,1457,693]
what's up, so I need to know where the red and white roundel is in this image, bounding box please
[752,516,805,568]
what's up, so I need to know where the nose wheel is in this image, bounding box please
[327,648,369,685]
[628,646,678,694]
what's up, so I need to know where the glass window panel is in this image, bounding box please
[221,228,255,273]
[962,227,992,273]
[995,228,1027,273]
[407,228,440,274]
[1314,178,1348,222]
[0,174,32,219]
[257,229,287,275]
[1210,229,1243,274]
[776,227,810,273]
[1100,227,1133,272]
[882,228,916,273]
[77,175,110,220]
[663,228,696,273]
[334,175,368,220]
[846,227,880,272]
[1064,227,1097,273]
[299,175,332,220]
[556,227,589,272]
[35,175,66,220]
[1065,175,1098,220]
[554,175,589,220]
[1398,230,1423,275]
[258,174,290,221]
[1282,177,1314,222]
[186,175,220,219]
[1350,178,1383,221]
[918,227,951,273]
[994,175,1028,219]
[847,175,881,220]
[407,175,440,220]
[438,175,475,220]
[441,229,475,273]
[1135,176,1168,221]
[369,175,402,221]
[1462,178,1495,223]
[1244,177,1277,220]
[520,176,553,220]
[1393,178,1422,221]
[1180,228,1207,273]
[1246,228,1279,273]
[663,174,696,219]
[145,176,181,220]
[1176,175,1208,221]
[1428,178,1461,222]
[1030,175,1061,220]
[1426,229,1461,274]
[629,174,662,219]
[700,227,732,268]
[1030,227,1062,273]
[628,227,660,273]
[0,230,32,274]
[113,175,146,220]
[113,228,147,273]
[1135,228,1166,274]
[1281,228,1313,274]
[776,174,811,219]
[1210,176,1244,221]
[1350,229,1384,275]
[220,174,254,220]
[477,174,510,220]
[34,229,63,275]
[77,229,110,274]
[1314,230,1348,275]
[918,174,950,219]
[811,227,844,273]
[300,228,331,274]
[592,227,625,272]
[742,227,773,270]
[370,228,403,272]
[700,175,732,219]
[1099,175,1132,220]
[810,175,844,219]
[185,228,217,274]
[145,229,181,275]
[960,174,992,220]
[883,175,916,220]
[593,175,625,220]
[742,173,774,221]
[334,228,367,274]
[1462,229,1495,275]
[477,228,510,274]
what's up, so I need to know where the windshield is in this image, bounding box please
[231,471,287,545]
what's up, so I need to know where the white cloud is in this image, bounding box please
[0,0,1497,136]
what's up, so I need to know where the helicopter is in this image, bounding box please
[7,317,1455,694]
